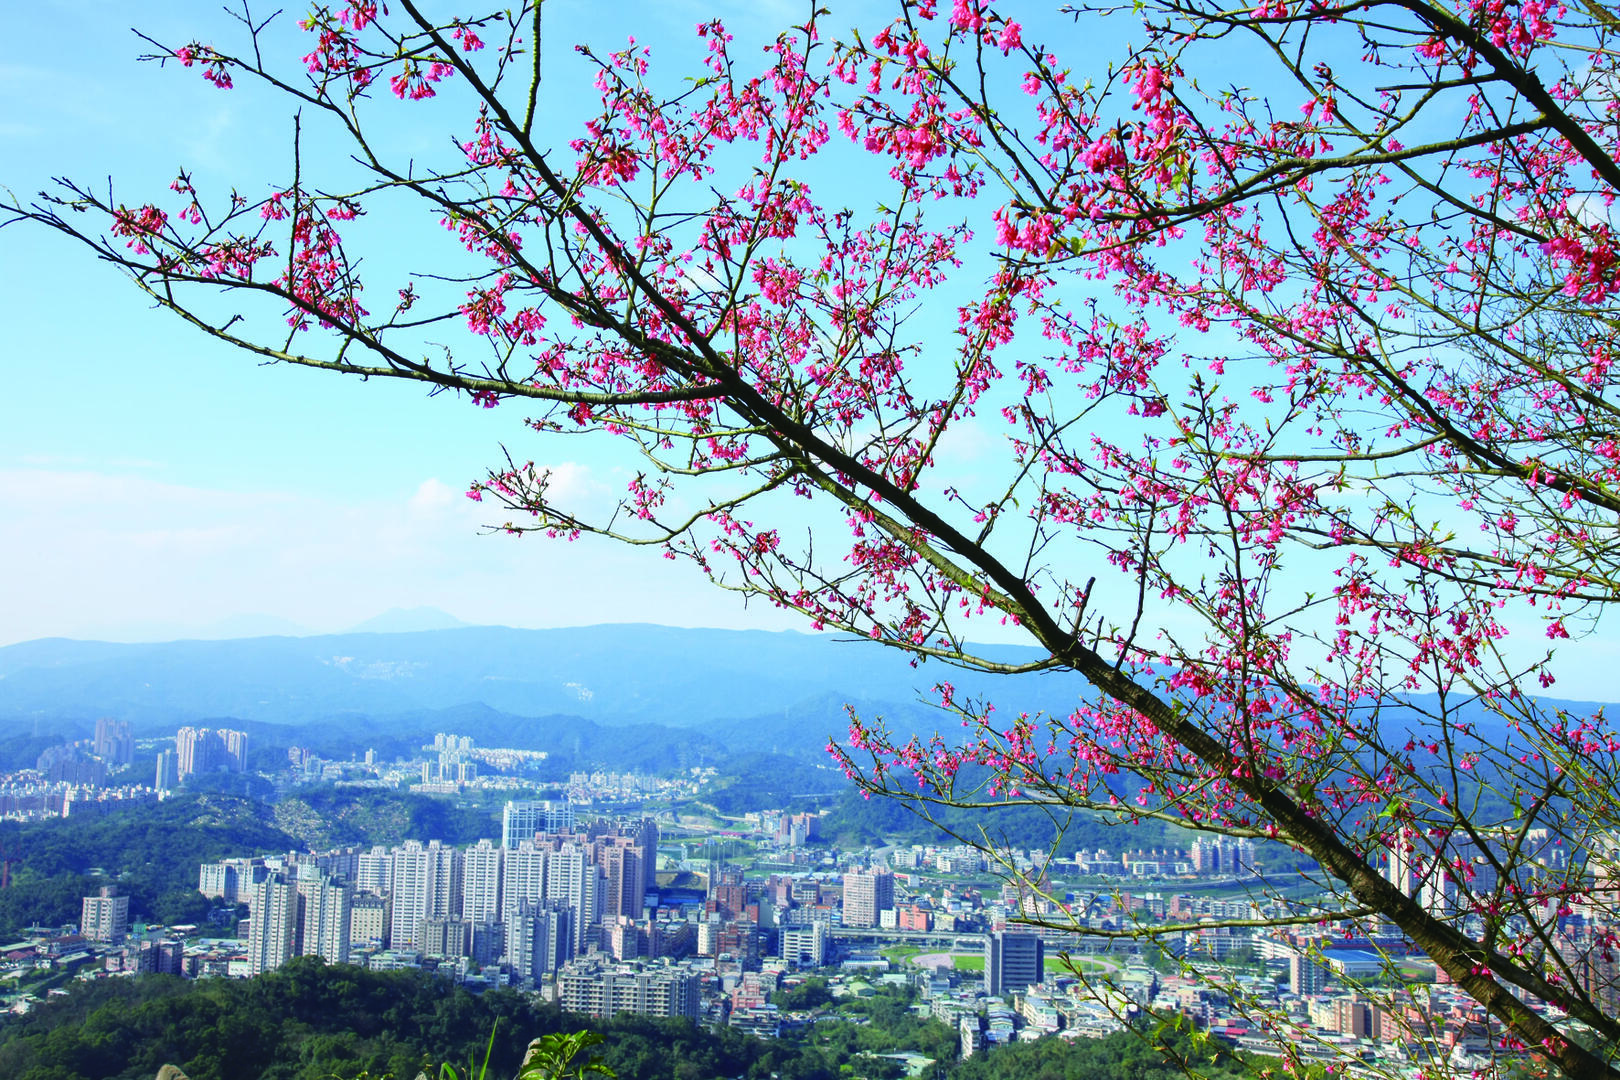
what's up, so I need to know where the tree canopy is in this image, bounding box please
[0,960,957,1080]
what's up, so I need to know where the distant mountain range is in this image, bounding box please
[1,623,1604,764]
[345,607,471,634]
[0,624,1091,755]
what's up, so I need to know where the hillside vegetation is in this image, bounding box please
[0,960,1265,1080]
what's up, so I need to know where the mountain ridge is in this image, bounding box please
[0,623,1079,735]
[1,624,1607,760]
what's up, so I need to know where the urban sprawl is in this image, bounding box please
[2,722,1608,1076]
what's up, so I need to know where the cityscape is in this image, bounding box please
[0,712,1599,1079]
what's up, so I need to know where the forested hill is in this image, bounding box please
[0,794,296,936]
[0,958,1256,1080]
[0,791,503,940]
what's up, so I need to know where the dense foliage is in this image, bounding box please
[0,960,549,1080]
[950,1027,1254,1080]
[0,790,494,937]
[0,734,67,774]
[0,795,299,937]
[701,752,847,814]
[0,960,1282,1080]
[801,989,961,1067]
[771,977,835,1012]
[271,788,499,851]
[0,961,945,1080]
[822,775,1176,855]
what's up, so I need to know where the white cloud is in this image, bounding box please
[0,464,798,645]
[407,477,459,516]
[533,461,600,506]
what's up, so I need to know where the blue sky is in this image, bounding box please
[6,1,1618,704]
[0,0,811,644]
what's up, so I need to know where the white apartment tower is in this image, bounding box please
[780,923,827,968]
[80,887,130,944]
[248,873,299,975]
[154,750,179,792]
[296,868,353,965]
[389,841,461,949]
[547,844,604,954]
[501,799,574,848]
[431,842,462,920]
[355,846,392,895]
[462,839,504,924]
[501,842,548,925]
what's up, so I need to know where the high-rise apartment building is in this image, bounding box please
[221,728,249,770]
[780,923,827,968]
[296,868,353,965]
[154,750,179,792]
[80,887,129,944]
[420,917,470,959]
[711,869,750,920]
[462,839,504,924]
[175,727,249,779]
[1386,843,1419,898]
[198,857,270,903]
[423,733,479,786]
[620,817,661,888]
[605,915,641,960]
[138,938,184,975]
[355,846,392,895]
[291,847,361,884]
[1289,950,1329,995]
[586,816,659,888]
[841,869,894,929]
[494,838,603,956]
[546,844,604,954]
[501,842,548,925]
[38,745,106,787]
[389,840,461,949]
[507,899,573,987]
[248,873,299,976]
[197,862,229,900]
[597,837,644,919]
[350,894,389,949]
[93,718,134,767]
[175,727,203,778]
[501,799,574,848]
[470,920,504,967]
[388,842,432,950]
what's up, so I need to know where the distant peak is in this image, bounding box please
[345,607,470,634]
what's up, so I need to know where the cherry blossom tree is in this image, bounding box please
[10,0,1620,1074]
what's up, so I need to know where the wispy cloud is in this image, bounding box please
[0,464,786,646]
